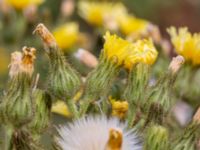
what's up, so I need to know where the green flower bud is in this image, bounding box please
[29,89,52,134]
[79,55,120,116]
[34,24,82,118]
[1,47,36,127]
[144,125,169,150]
[123,63,150,127]
[173,107,200,150]
[34,23,82,100]
[145,56,184,125]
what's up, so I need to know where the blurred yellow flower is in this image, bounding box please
[118,15,149,36]
[124,39,158,69]
[167,27,200,65]
[0,48,9,75]
[6,0,44,9]
[103,32,132,66]
[109,96,129,119]
[78,1,127,27]
[51,100,71,117]
[53,22,79,50]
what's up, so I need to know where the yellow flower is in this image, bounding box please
[109,97,129,119]
[124,39,158,69]
[118,15,149,36]
[51,101,71,117]
[78,1,127,27]
[103,32,132,65]
[6,0,44,9]
[53,22,79,50]
[167,27,200,65]
[0,48,9,75]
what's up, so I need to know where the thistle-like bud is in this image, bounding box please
[79,32,131,115]
[34,23,82,118]
[173,107,200,150]
[1,47,36,127]
[144,125,169,150]
[145,56,184,125]
[29,89,52,134]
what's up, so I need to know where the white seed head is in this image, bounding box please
[57,115,142,150]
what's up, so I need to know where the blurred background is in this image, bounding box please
[0,0,200,91]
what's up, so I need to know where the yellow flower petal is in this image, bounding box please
[51,101,71,117]
[124,39,158,69]
[6,0,44,9]
[167,27,200,65]
[53,22,79,50]
[103,31,132,66]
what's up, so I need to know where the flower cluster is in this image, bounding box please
[168,27,200,65]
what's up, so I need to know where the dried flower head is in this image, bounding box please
[167,27,200,65]
[33,23,57,49]
[57,116,141,150]
[9,47,36,77]
[9,51,23,78]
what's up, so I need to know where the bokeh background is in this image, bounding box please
[0,0,200,91]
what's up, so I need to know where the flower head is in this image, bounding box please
[57,116,141,150]
[103,32,132,66]
[53,22,79,50]
[167,27,200,65]
[124,39,158,69]
[78,1,127,27]
[9,47,36,77]
[6,0,44,9]
[110,97,129,119]
[118,15,149,36]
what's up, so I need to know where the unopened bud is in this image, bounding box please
[61,0,75,17]
[74,48,98,68]
[168,55,185,75]
[193,107,200,124]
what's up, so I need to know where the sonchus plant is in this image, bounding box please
[79,32,134,115]
[34,24,82,118]
[123,39,158,127]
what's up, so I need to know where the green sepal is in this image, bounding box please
[1,72,34,127]
[79,54,120,116]
[47,46,82,100]
[173,122,200,150]
[29,89,52,134]
[144,124,169,150]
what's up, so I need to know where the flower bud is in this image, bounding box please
[34,23,82,118]
[29,89,52,134]
[145,56,184,125]
[144,125,169,150]
[2,47,36,127]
